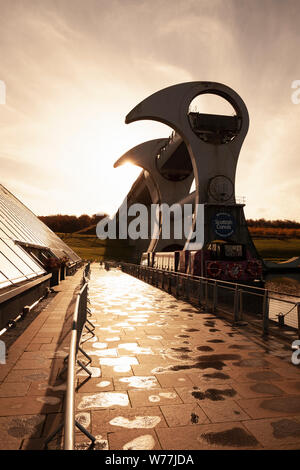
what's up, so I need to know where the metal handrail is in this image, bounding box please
[64,288,81,450]
[121,262,300,337]
[45,263,95,450]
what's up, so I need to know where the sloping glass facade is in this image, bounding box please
[0,184,81,289]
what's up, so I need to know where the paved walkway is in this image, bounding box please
[1,264,300,450]
[0,269,83,450]
[74,265,300,450]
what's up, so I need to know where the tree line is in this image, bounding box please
[247,219,300,228]
[38,214,108,233]
[38,214,300,234]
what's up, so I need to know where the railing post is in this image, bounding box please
[185,276,190,301]
[204,280,208,309]
[198,279,202,307]
[262,290,269,336]
[168,274,172,294]
[239,289,243,321]
[175,274,179,298]
[212,281,217,313]
[234,285,239,323]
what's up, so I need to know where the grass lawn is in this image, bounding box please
[253,238,300,262]
[56,232,135,262]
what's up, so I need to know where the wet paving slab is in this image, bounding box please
[0,269,84,449]
[70,265,300,450]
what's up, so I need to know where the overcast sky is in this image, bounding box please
[0,0,299,220]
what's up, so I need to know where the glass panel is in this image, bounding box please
[0,271,12,288]
[0,239,36,278]
[0,252,27,283]
[0,199,43,245]
[6,240,45,275]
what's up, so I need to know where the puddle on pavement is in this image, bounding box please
[36,396,61,405]
[228,344,249,350]
[191,413,199,424]
[7,415,44,438]
[78,392,129,410]
[99,327,120,333]
[168,360,227,372]
[203,372,230,380]
[250,383,283,395]
[197,346,214,352]
[75,412,90,428]
[78,366,101,378]
[118,344,153,355]
[110,416,161,429]
[196,354,241,362]
[99,357,138,373]
[128,317,149,323]
[246,370,282,381]
[261,397,300,413]
[38,383,66,392]
[119,376,157,389]
[87,348,118,357]
[92,343,108,349]
[271,419,300,439]
[192,388,236,401]
[199,427,259,447]
[233,359,270,368]
[149,392,177,402]
[24,372,49,382]
[171,347,191,353]
[97,381,111,388]
[123,434,155,450]
[208,340,224,344]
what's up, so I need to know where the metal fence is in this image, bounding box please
[121,263,300,339]
[45,263,96,450]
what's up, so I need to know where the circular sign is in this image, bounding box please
[208,175,234,202]
[212,212,235,238]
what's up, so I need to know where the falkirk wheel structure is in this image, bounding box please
[112,81,260,263]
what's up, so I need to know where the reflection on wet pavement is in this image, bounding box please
[74,265,300,450]
[110,416,161,429]
[78,392,129,409]
[123,434,156,450]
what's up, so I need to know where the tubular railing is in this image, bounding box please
[45,263,96,450]
[63,282,96,449]
[121,262,300,339]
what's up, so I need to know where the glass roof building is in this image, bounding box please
[0,184,81,291]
